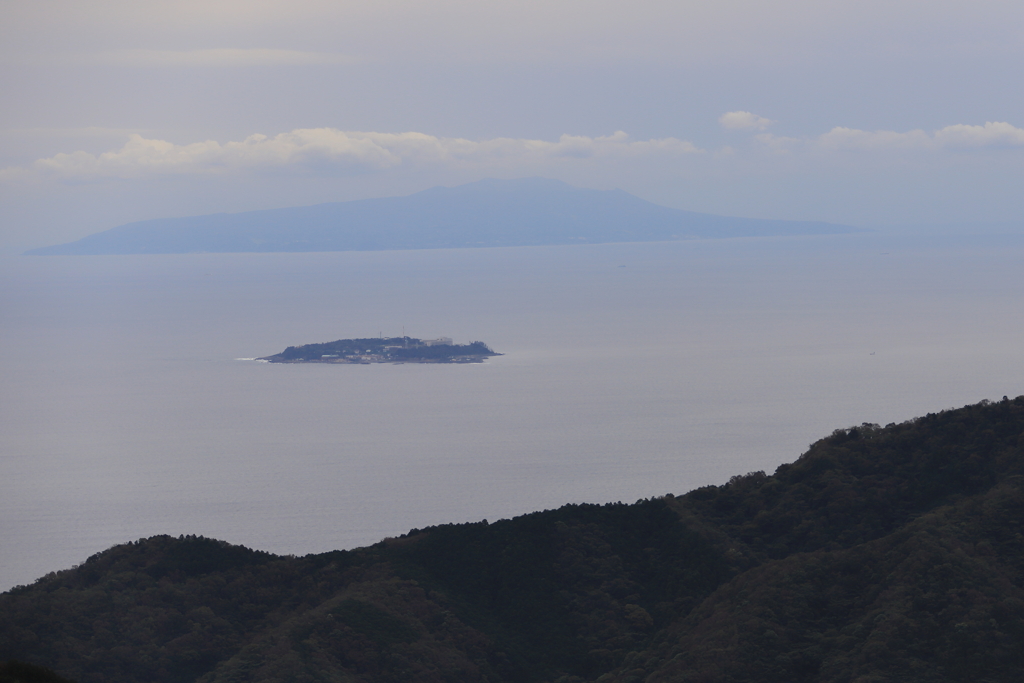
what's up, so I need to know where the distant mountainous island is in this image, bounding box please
[5,396,1024,682]
[25,178,860,255]
[259,337,499,364]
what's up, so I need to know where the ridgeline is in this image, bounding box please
[24,178,860,256]
[4,397,1024,682]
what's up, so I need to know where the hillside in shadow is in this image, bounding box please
[4,396,1024,682]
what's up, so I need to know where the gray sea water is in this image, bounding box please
[3,233,1024,591]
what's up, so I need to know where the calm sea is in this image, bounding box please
[3,233,1024,591]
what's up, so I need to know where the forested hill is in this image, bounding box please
[5,397,1024,683]
[259,337,499,363]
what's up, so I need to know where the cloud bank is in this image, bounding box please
[5,120,1024,186]
[13,129,702,181]
[757,121,1024,152]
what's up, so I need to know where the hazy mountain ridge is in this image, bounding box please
[25,178,859,255]
[4,397,1024,682]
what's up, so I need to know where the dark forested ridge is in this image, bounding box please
[0,661,76,683]
[259,337,500,363]
[5,397,1024,682]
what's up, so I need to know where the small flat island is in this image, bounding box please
[259,336,501,364]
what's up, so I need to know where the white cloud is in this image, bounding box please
[11,121,1024,185]
[813,127,934,151]
[719,111,775,131]
[13,129,702,181]
[933,121,1024,148]
[756,121,1024,152]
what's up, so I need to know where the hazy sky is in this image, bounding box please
[2,0,1023,250]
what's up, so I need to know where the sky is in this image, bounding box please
[2,0,1024,251]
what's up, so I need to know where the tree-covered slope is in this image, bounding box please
[4,397,1024,683]
[260,337,499,363]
